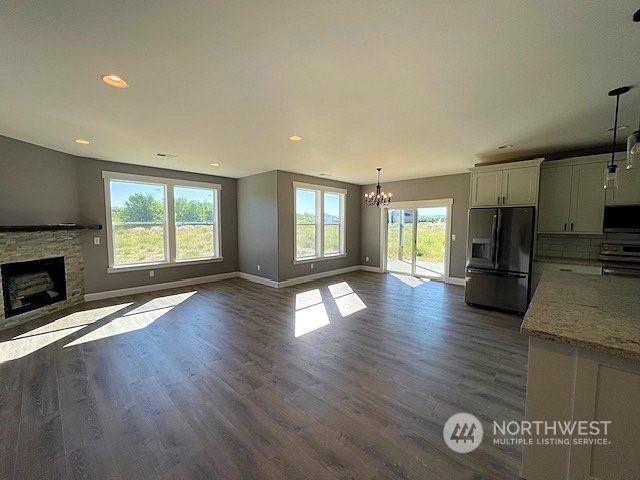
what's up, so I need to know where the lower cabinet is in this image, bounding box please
[522,337,640,480]
[532,261,602,294]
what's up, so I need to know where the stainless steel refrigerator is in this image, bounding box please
[464,206,535,314]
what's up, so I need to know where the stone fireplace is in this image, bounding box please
[0,231,84,330]
[1,256,67,318]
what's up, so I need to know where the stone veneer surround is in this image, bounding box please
[0,231,84,330]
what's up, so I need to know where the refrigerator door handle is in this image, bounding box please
[493,209,503,268]
[467,268,527,279]
[490,213,498,264]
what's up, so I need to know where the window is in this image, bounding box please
[174,186,218,260]
[294,182,346,262]
[103,171,221,271]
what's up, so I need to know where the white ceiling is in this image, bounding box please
[1,1,639,184]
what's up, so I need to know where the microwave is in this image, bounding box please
[603,205,640,233]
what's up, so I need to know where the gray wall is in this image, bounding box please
[276,171,361,281]
[237,171,279,281]
[0,135,238,294]
[360,172,470,279]
[0,136,79,224]
[76,159,238,294]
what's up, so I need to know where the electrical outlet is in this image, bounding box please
[93,236,100,245]
[310,263,314,270]
[257,265,261,271]
[451,234,456,241]
[149,270,155,278]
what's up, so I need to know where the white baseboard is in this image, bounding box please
[359,265,383,273]
[84,265,455,301]
[238,272,279,288]
[277,265,362,288]
[84,271,239,301]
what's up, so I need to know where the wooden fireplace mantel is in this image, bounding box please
[0,224,102,233]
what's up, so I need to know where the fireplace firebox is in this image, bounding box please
[1,257,67,318]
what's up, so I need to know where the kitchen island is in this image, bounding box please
[520,271,640,480]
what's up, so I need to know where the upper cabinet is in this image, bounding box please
[538,155,607,234]
[469,159,543,207]
[605,159,640,205]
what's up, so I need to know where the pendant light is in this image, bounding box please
[604,86,631,190]
[627,112,640,170]
[364,168,392,207]
[627,11,640,169]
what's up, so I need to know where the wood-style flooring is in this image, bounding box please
[0,271,528,479]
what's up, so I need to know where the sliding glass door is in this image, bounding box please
[385,203,450,279]
[386,209,414,274]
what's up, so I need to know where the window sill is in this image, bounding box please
[107,257,224,273]
[293,253,347,265]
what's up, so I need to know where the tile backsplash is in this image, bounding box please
[536,233,640,260]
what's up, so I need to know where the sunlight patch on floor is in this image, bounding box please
[64,291,196,348]
[390,273,431,288]
[0,303,131,363]
[328,282,367,317]
[294,289,329,337]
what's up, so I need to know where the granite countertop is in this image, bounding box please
[535,256,602,267]
[521,271,640,361]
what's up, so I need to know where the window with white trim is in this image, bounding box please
[103,171,221,270]
[294,182,346,261]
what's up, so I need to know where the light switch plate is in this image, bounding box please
[94,236,100,245]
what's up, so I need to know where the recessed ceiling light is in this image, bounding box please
[498,144,513,150]
[101,74,128,89]
[156,153,177,158]
[210,162,220,167]
[75,138,90,145]
[318,173,331,176]
[289,135,302,142]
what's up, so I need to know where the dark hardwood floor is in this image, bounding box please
[0,271,528,480]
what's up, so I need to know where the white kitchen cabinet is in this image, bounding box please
[469,159,543,207]
[471,170,502,206]
[569,162,606,233]
[605,159,640,205]
[538,166,572,233]
[538,155,607,234]
[501,166,540,206]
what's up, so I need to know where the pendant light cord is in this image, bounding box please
[611,93,621,168]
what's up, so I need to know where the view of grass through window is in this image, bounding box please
[295,188,343,260]
[387,208,446,263]
[110,181,217,265]
[174,186,216,260]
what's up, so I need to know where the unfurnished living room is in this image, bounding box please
[1,2,640,480]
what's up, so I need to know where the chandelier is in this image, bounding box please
[364,167,392,207]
